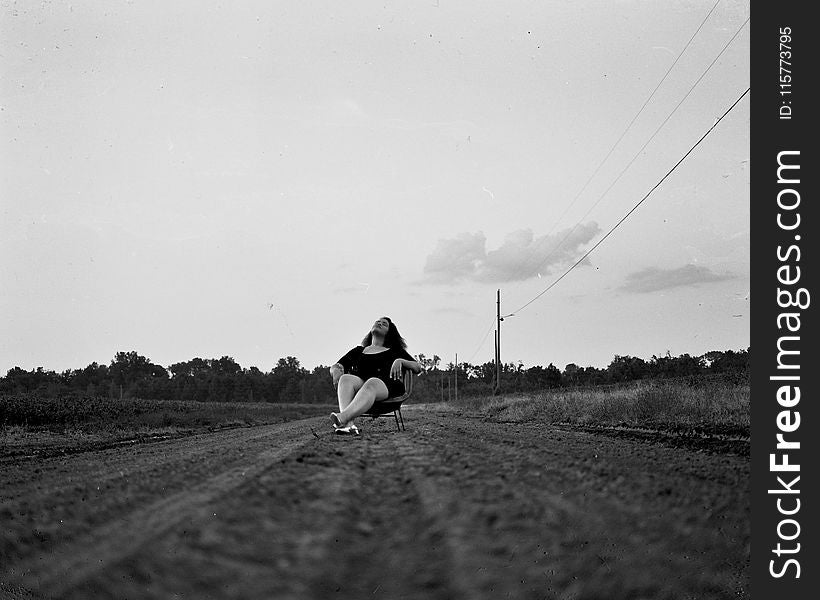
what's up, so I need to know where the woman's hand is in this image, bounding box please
[390,359,404,380]
[330,364,343,387]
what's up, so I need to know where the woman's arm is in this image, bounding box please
[401,358,422,374]
[399,349,422,374]
[329,363,344,386]
[389,358,422,380]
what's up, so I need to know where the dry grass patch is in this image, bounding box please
[452,379,749,437]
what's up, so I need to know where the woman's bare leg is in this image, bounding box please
[337,374,363,412]
[332,374,364,428]
[337,378,389,425]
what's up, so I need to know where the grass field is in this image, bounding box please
[451,377,749,438]
[0,393,330,431]
[0,394,330,458]
[1,377,748,457]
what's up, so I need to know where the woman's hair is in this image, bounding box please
[362,316,407,349]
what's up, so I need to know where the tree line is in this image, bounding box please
[423,348,749,400]
[0,347,749,404]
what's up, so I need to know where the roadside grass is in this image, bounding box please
[450,378,749,437]
[0,394,330,457]
[1,393,330,431]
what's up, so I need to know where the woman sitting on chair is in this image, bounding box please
[329,317,422,435]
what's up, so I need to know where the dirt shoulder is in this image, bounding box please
[1,406,749,599]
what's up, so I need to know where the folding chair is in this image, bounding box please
[362,370,415,431]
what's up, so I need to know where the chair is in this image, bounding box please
[362,370,415,431]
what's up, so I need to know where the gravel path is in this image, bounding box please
[0,406,749,599]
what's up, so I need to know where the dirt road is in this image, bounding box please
[1,405,749,599]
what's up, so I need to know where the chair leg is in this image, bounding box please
[398,409,405,432]
[393,410,400,431]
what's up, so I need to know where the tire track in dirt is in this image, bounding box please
[2,419,316,599]
[1,425,291,500]
[390,425,584,599]
[390,432,515,599]
[1,409,749,599]
[389,411,749,599]
[0,423,316,569]
[54,420,459,600]
[305,429,460,600]
[65,440,360,600]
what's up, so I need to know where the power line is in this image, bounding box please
[462,7,748,369]
[507,86,750,317]
[464,316,497,365]
[507,0,725,283]
[512,14,749,289]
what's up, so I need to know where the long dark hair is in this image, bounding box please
[362,316,407,349]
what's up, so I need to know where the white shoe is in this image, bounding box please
[334,424,360,436]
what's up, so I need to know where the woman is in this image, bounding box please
[329,317,422,435]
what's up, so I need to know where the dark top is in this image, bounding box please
[337,345,415,398]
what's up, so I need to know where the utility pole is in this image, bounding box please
[454,352,458,402]
[494,330,499,393]
[496,288,502,394]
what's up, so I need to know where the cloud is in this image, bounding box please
[619,264,735,293]
[422,223,600,284]
[422,232,487,283]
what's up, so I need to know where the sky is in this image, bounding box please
[1,0,750,375]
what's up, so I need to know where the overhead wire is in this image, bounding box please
[459,7,748,364]
[507,86,750,317]
[464,316,498,365]
[518,14,749,289]
[507,0,725,283]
